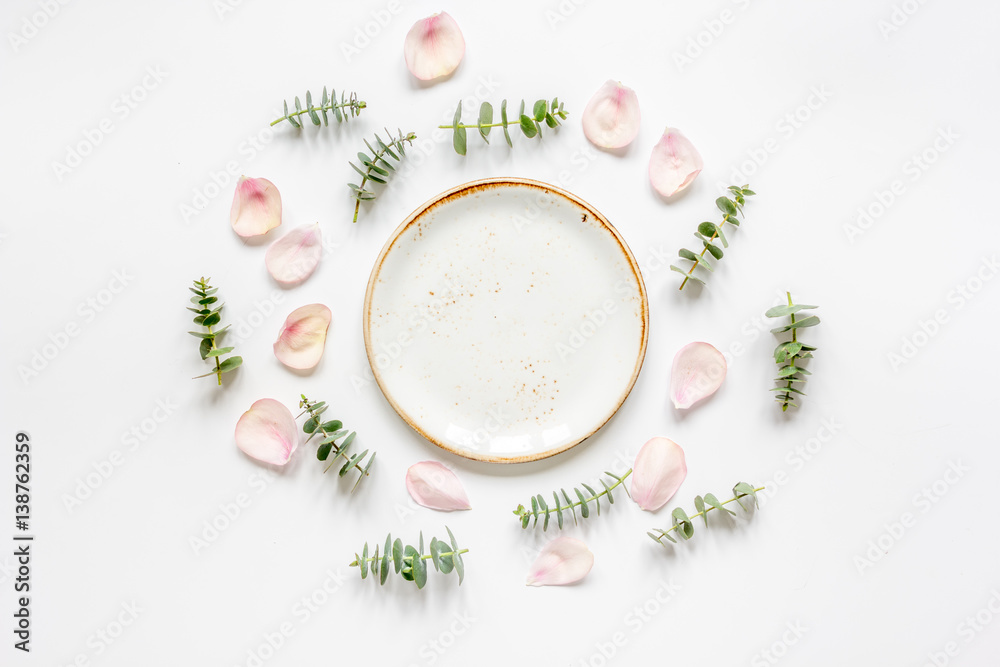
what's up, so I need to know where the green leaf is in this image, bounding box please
[219,356,242,373]
[533,99,547,122]
[694,495,708,525]
[704,492,736,516]
[303,418,318,434]
[698,222,718,238]
[478,102,493,141]
[678,248,698,261]
[705,243,724,260]
[544,113,558,128]
[306,90,320,125]
[316,442,333,460]
[716,197,737,216]
[669,265,705,284]
[519,115,538,138]
[764,303,819,318]
[501,100,512,147]
[430,538,444,571]
[381,536,391,583]
[672,507,695,539]
[452,101,467,156]
[392,538,404,572]
[198,337,212,360]
[202,312,221,327]
[187,331,215,339]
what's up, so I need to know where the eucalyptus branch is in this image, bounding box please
[299,395,375,490]
[440,98,568,155]
[670,185,756,290]
[350,527,467,589]
[766,293,819,411]
[648,482,763,545]
[513,468,632,530]
[186,277,242,385]
[271,87,366,127]
[348,128,416,223]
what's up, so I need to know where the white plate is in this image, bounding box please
[363,178,648,463]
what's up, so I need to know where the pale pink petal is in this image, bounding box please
[670,342,727,409]
[649,128,703,197]
[234,398,298,465]
[273,304,332,370]
[526,537,594,587]
[631,437,687,511]
[265,223,323,286]
[230,176,281,237]
[582,80,641,149]
[403,12,465,81]
[405,461,471,511]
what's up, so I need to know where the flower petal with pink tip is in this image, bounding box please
[582,80,641,149]
[273,304,332,370]
[265,223,323,286]
[649,128,703,197]
[526,537,594,587]
[670,342,727,409]
[234,398,298,465]
[405,461,471,511]
[403,12,465,81]
[631,437,687,511]
[230,176,282,238]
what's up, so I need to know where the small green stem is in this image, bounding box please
[679,234,717,291]
[516,469,632,520]
[271,100,366,126]
[651,486,765,543]
[351,133,415,223]
[352,549,470,569]
[301,401,368,478]
[783,292,796,411]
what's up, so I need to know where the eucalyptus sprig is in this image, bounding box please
[440,98,568,155]
[648,482,763,546]
[513,468,632,530]
[671,185,756,290]
[766,293,819,411]
[271,87,366,128]
[350,528,467,589]
[348,128,416,223]
[299,395,375,490]
[187,277,242,385]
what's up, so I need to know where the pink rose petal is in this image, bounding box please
[631,437,687,511]
[234,398,298,465]
[230,176,281,238]
[403,12,465,81]
[526,537,594,587]
[265,223,323,286]
[649,128,703,197]
[582,80,641,149]
[273,304,332,370]
[405,461,471,511]
[670,342,727,409]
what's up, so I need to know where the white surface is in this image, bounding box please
[366,179,645,461]
[2,1,999,665]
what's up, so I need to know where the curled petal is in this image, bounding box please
[649,128,703,197]
[404,12,465,81]
[631,437,687,511]
[405,461,471,511]
[266,223,323,286]
[526,537,594,587]
[234,398,298,465]
[273,304,332,370]
[230,176,281,237]
[582,80,641,149]
[670,342,727,409]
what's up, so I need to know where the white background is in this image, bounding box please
[3,0,1000,665]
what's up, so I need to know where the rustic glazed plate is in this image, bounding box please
[363,178,648,463]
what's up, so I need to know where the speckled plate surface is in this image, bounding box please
[363,178,648,463]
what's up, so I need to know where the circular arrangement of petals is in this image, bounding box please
[670,342,727,409]
[403,12,465,81]
[234,398,298,465]
[631,437,687,511]
[405,461,471,511]
[265,223,323,286]
[230,176,282,238]
[273,304,332,370]
[648,128,703,197]
[526,537,594,587]
[582,80,641,149]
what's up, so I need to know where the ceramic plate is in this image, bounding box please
[363,178,648,463]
